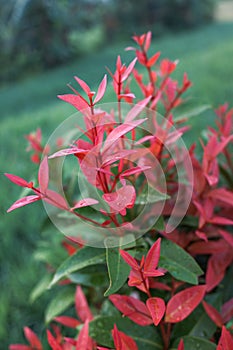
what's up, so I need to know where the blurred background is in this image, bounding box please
[1,0,233,348]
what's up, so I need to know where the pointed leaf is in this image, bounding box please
[206,251,232,292]
[94,74,107,104]
[144,238,161,275]
[171,336,216,350]
[177,339,184,350]
[9,346,31,350]
[38,156,49,193]
[218,229,233,248]
[221,297,233,324]
[54,316,80,328]
[45,288,75,324]
[217,326,233,350]
[71,198,98,210]
[75,286,93,322]
[144,31,152,51]
[49,147,87,159]
[120,250,139,271]
[109,294,152,326]
[202,301,223,328]
[24,327,42,350]
[58,94,89,111]
[120,165,151,178]
[7,195,41,212]
[44,189,69,210]
[122,58,138,82]
[74,76,91,95]
[49,246,106,287]
[4,173,30,187]
[125,96,151,122]
[165,285,206,323]
[76,321,92,350]
[112,324,138,350]
[147,52,161,68]
[146,297,166,326]
[47,330,63,350]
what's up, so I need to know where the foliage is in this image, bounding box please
[5,30,233,349]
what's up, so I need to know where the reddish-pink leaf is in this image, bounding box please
[74,76,91,96]
[120,250,139,270]
[5,173,30,188]
[144,31,152,52]
[221,297,233,324]
[58,94,89,111]
[119,93,135,100]
[49,147,88,159]
[202,300,223,328]
[144,238,161,275]
[44,189,69,210]
[112,324,138,350]
[125,96,151,122]
[218,229,233,248]
[147,52,161,68]
[165,285,206,323]
[217,326,233,350]
[54,315,81,328]
[122,58,138,82]
[208,188,233,206]
[177,339,184,350]
[23,327,42,350]
[71,198,98,210]
[206,251,233,292]
[109,294,152,326]
[7,195,41,213]
[38,156,49,194]
[210,217,233,226]
[120,165,151,178]
[76,321,93,350]
[47,330,63,350]
[146,297,166,326]
[103,185,136,215]
[75,286,93,322]
[94,74,107,104]
[9,346,31,350]
[103,119,147,152]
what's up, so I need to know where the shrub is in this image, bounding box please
[6,31,233,349]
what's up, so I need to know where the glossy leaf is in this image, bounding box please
[75,285,93,322]
[217,326,233,350]
[38,156,49,193]
[144,238,161,276]
[94,74,107,104]
[165,285,206,323]
[202,300,223,328]
[71,198,98,210]
[159,239,203,285]
[7,195,41,213]
[45,288,74,324]
[49,246,106,287]
[58,94,89,111]
[146,297,166,326]
[74,76,91,95]
[4,173,31,187]
[109,294,152,326]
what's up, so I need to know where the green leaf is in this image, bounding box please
[135,185,170,205]
[45,287,74,324]
[30,274,52,303]
[171,336,216,350]
[69,265,107,287]
[49,246,106,287]
[89,316,163,349]
[104,236,135,296]
[175,104,211,122]
[159,239,203,284]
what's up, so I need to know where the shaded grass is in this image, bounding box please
[1,22,233,347]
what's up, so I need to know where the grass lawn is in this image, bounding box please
[1,22,233,347]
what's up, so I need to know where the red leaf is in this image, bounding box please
[120,165,151,178]
[7,195,41,213]
[75,286,93,322]
[58,94,89,111]
[71,198,98,210]
[125,96,151,122]
[74,76,91,96]
[146,297,166,326]
[94,74,107,104]
[5,173,30,188]
[202,300,223,328]
[54,316,81,328]
[76,321,93,350]
[38,156,49,194]
[217,326,233,350]
[9,346,31,350]
[112,324,138,350]
[206,252,232,292]
[103,185,136,215]
[23,327,42,350]
[147,52,161,68]
[177,339,184,350]
[120,250,139,270]
[208,188,233,206]
[47,330,63,350]
[144,238,161,276]
[44,189,69,210]
[103,119,147,152]
[144,31,152,52]
[49,147,88,159]
[218,229,233,248]
[109,294,153,326]
[122,58,138,82]
[221,297,233,324]
[165,285,206,323]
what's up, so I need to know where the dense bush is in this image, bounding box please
[6,31,233,349]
